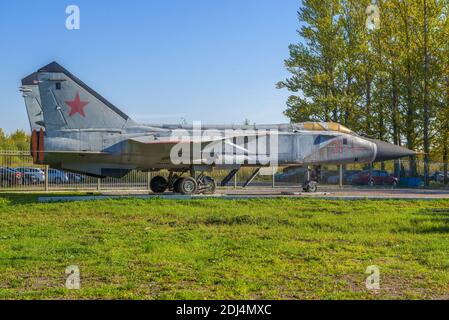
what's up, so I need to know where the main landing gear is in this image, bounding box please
[150,171,217,195]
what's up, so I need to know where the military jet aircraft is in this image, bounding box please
[20,62,415,194]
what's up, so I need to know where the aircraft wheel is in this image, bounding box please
[178,177,198,195]
[173,178,182,193]
[303,181,318,193]
[368,179,375,187]
[150,176,168,193]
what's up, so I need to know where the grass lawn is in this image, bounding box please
[0,194,448,300]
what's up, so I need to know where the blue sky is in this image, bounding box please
[0,0,300,133]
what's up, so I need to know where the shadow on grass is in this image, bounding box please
[0,194,40,205]
[0,192,99,206]
[397,208,449,234]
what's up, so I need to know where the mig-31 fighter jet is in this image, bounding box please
[20,62,415,194]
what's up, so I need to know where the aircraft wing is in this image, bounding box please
[129,132,269,146]
[129,135,225,145]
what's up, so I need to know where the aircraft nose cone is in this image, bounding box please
[370,139,416,162]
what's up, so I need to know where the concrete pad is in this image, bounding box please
[37,187,449,203]
[281,191,331,196]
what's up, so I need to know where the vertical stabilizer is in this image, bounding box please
[21,62,136,131]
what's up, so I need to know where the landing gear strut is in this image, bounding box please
[197,174,217,194]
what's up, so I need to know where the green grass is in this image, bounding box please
[0,194,448,300]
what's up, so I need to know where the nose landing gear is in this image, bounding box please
[302,180,318,193]
[302,165,320,193]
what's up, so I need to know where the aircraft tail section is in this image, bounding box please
[21,62,135,131]
[20,72,45,131]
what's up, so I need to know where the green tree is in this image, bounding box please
[277,0,345,123]
[0,130,31,150]
[279,0,449,180]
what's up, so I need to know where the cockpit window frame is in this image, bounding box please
[314,135,336,145]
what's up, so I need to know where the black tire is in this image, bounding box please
[303,181,318,193]
[178,177,198,195]
[173,178,182,193]
[150,176,168,193]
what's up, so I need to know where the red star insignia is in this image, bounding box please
[65,92,89,117]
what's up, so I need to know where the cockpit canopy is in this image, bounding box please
[294,122,354,134]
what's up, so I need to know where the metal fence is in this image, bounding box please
[0,149,151,191]
[0,149,448,191]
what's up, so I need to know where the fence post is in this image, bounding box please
[234,173,237,190]
[339,165,343,188]
[97,178,101,191]
[147,172,151,190]
[272,167,275,189]
[45,165,49,192]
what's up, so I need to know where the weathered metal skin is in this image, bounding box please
[20,62,414,178]
[19,75,45,131]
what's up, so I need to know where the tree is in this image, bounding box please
[277,0,346,123]
[0,130,31,150]
[279,0,449,180]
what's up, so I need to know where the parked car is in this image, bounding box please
[345,170,362,184]
[47,169,69,184]
[66,172,86,184]
[430,171,449,183]
[327,170,362,185]
[351,170,399,186]
[275,167,307,183]
[15,167,45,184]
[0,167,23,187]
